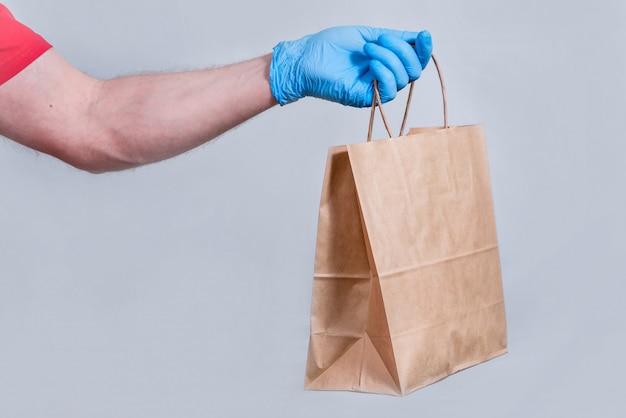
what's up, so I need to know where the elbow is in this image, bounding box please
[56,150,134,175]
[51,129,147,174]
[66,160,120,175]
[60,149,116,174]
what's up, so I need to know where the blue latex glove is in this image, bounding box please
[270,26,432,107]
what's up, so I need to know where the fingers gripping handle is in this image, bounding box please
[367,54,448,142]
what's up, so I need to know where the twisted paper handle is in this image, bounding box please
[367,54,448,142]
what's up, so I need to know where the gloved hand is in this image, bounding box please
[270,26,432,107]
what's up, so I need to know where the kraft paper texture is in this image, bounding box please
[305,125,507,396]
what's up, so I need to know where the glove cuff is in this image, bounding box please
[270,39,306,106]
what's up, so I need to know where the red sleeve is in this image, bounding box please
[0,4,52,85]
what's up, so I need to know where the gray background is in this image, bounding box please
[1,0,625,416]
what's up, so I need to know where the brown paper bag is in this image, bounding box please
[304,56,507,396]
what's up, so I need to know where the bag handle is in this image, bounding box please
[367,54,449,142]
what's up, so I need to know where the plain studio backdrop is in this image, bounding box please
[1,1,625,417]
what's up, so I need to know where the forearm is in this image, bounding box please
[91,54,277,171]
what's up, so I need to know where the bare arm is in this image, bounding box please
[0,26,432,174]
[0,49,277,173]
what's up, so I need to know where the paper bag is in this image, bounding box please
[304,56,507,396]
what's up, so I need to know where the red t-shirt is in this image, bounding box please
[0,4,52,85]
